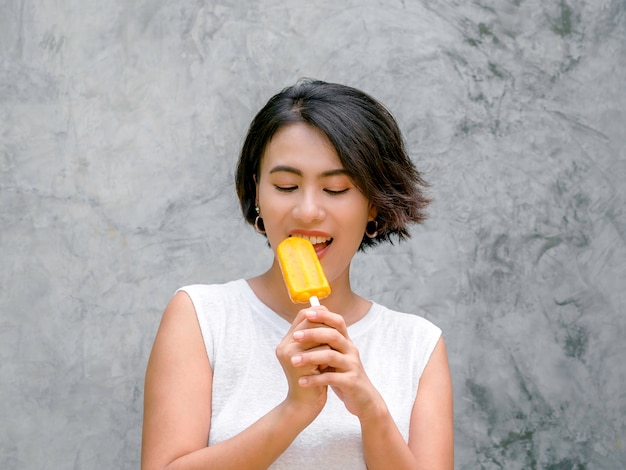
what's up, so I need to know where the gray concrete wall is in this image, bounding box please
[1,1,624,468]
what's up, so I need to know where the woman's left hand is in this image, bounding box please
[291,306,383,420]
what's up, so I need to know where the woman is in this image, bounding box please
[142,79,454,469]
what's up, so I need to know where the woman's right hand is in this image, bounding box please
[275,307,332,416]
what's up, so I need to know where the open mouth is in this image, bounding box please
[291,234,333,252]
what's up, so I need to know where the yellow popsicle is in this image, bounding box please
[277,237,331,306]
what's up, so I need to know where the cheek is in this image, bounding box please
[257,184,278,211]
[259,195,289,220]
[340,197,371,224]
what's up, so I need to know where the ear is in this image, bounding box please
[368,202,378,222]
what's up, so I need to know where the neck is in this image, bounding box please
[247,260,370,326]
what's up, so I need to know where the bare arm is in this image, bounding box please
[141,293,328,470]
[141,291,213,469]
[407,337,454,468]
[361,337,454,469]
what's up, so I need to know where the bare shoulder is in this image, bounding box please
[421,336,451,385]
[145,289,212,398]
[158,290,202,340]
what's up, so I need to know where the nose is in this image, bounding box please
[292,189,325,224]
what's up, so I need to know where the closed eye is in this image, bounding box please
[325,188,350,195]
[274,185,298,192]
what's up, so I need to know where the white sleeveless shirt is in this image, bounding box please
[179,279,441,469]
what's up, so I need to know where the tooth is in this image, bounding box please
[291,235,331,244]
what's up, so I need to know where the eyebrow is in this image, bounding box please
[268,165,351,178]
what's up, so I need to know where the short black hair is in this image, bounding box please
[235,78,431,250]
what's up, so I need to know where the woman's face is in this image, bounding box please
[256,122,377,285]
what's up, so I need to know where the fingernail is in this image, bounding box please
[305,310,317,319]
[292,355,302,365]
[293,331,304,340]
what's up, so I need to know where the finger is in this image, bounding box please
[294,348,347,371]
[298,370,340,388]
[303,308,349,336]
[291,309,333,334]
[293,326,350,353]
[278,310,324,364]
[290,344,331,366]
[289,308,314,329]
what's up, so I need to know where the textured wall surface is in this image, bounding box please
[1,0,625,468]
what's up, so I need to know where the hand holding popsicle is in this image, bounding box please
[288,306,384,419]
[277,237,331,306]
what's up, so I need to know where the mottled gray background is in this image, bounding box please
[1,0,624,468]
